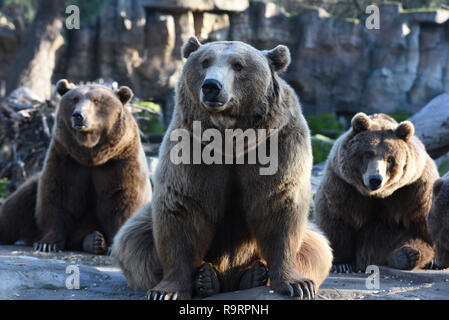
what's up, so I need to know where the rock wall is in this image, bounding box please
[3,1,449,123]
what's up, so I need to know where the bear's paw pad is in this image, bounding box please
[194,263,220,298]
[239,261,268,290]
[82,231,107,255]
[390,246,420,270]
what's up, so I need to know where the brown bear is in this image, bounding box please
[427,173,449,268]
[0,80,151,254]
[315,113,438,272]
[112,37,333,300]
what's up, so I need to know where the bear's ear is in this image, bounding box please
[56,79,75,96]
[115,86,133,105]
[263,45,291,72]
[182,36,201,59]
[433,178,444,197]
[351,112,371,133]
[395,121,414,142]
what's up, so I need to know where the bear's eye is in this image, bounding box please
[73,96,79,103]
[387,157,395,165]
[363,151,374,159]
[92,98,100,104]
[233,62,243,72]
[202,59,209,69]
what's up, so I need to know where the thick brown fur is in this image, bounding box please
[316,113,438,271]
[112,38,332,300]
[428,173,449,268]
[0,80,151,253]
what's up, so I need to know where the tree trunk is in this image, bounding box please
[5,0,65,100]
[409,93,449,158]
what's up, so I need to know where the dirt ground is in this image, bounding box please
[0,244,448,300]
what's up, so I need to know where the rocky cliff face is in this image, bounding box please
[3,1,449,123]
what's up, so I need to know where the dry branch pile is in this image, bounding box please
[0,88,54,192]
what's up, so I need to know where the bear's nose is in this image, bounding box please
[72,111,85,125]
[202,79,222,101]
[368,175,383,191]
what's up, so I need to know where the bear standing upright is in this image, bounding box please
[112,37,333,300]
[315,113,438,272]
[427,173,449,268]
[0,80,151,253]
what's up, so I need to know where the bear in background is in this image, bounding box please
[0,80,151,254]
[428,173,449,268]
[315,113,438,272]
[112,37,333,300]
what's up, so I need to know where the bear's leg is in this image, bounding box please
[92,161,150,247]
[315,173,359,272]
[389,239,434,270]
[111,203,163,291]
[249,201,318,299]
[294,223,333,289]
[0,175,40,245]
[148,202,214,300]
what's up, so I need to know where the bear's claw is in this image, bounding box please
[331,263,355,273]
[271,278,316,300]
[147,290,179,300]
[33,242,60,253]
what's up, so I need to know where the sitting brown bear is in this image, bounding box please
[427,173,449,268]
[315,113,438,272]
[112,37,333,300]
[0,80,151,254]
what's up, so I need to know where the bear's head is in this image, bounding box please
[55,79,133,148]
[338,112,423,198]
[179,37,290,128]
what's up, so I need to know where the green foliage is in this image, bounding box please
[305,113,344,139]
[0,178,10,202]
[133,101,165,134]
[387,111,412,123]
[311,134,334,164]
[64,0,110,26]
[438,159,449,176]
[0,0,38,22]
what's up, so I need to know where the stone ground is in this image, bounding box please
[0,245,448,300]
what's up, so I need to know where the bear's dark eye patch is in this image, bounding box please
[387,156,395,165]
[233,62,243,72]
[202,59,209,69]
[73,96,80,104]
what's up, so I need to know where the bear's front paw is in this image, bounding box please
[82,231,107,255]
[148,281,192,300]
[390,246,420,270]
[331,263,356,273]
[194,263,220,298]
[270,278,316,300]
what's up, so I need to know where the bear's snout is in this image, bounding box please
[201,79,222,105]
[72,110,87,130]
[368,174,383,191]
